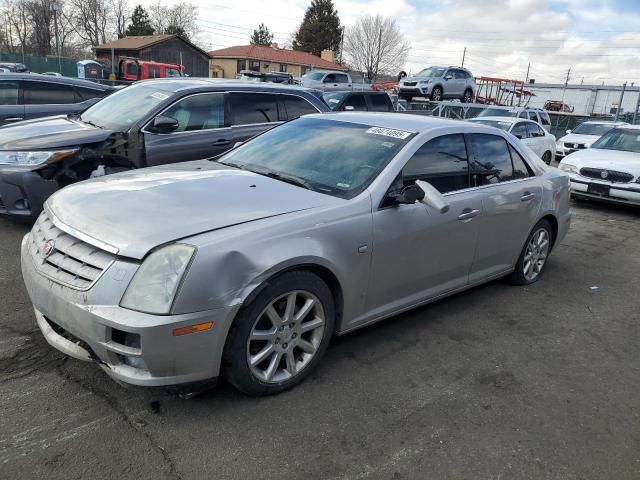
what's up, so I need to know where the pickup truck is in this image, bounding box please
[297,70,353,91]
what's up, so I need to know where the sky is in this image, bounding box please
[138,0,640,85]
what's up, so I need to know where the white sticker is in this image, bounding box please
[150,92,170,100]
[381,141,395,148]
[337,182,351,188]
[366,126,411,139]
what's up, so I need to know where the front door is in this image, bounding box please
[466,133,543,282]
[365,133,483,319]
[143,92,231,166]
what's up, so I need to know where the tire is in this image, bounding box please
[542,151,552,165]
[223,270,335,396]
[462,89,473,103]
[430,86,443,101]
[509,219,553,286]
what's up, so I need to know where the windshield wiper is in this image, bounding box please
[239,164,316,192]
[80,118,102,129]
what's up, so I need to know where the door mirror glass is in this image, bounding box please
[344,105,355,111]
[150,115,179,133]
[416,180,450,213]
[387,184,425,205]
[445,75,453,80]
[566,129,571,134]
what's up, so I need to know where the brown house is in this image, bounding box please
[94,35,211,77]
[208,44,348,79]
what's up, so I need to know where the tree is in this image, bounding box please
[111,0,129,38]
[145,1,196,39]
[125,4,153,36]
[70,0,109,46]
[250,23,273,46]
[292,0,341,57]
[344,15,410,82]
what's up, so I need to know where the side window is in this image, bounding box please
[148,66,161,78]
[336,74,349,84]
[403,134,470,194]
[469,133,514,185]
[509,145,533,179]
[324,74,336,83]
[76,88,107,102]
[344,94,367,111]
[540,113,551,127]
[236,60,246,73]
[125,62,138,76]
[166,68,181,77]
[526,122,544,137]
[0,81,19,105]
[517,111,527,119]
[527,111,537,121]
[282,95,318,120]
[24,82,78,104]
[161,93,225,132]
[368,94,392,112]
[454,70,466,79]
[229,93,278,124]
[511,122,529,139]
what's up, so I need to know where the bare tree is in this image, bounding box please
[147,0,167,35]
[110,0,128,38]
[148,1,197,39]
[25,0,53,55]
[344,15,410,82]
[69,0,108,46]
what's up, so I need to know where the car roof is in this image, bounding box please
[581,120,628,125]
[0,72,112,90]
[304,112,469,133]
[138,77,321,95]
[471,116,520,124]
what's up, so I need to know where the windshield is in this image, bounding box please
[302,72,325,81]
[415,67,445,78]
[591,129,640,153]
[322,92,349,110]
[80,84,172,131]
[572,123,616,136]
[471,119,512,131]
[477,108,517,118]
[218,117,414,199]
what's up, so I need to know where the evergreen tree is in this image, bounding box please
[166,24,187,39]
[292,0,342,57]
[126,6,155,36]
[250,23,274,46]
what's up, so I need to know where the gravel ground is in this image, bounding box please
[1,199,639,480]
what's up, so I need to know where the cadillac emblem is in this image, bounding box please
[600,170,609,180]
[40,239,55,262]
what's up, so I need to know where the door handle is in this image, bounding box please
[458,208,480,221]
[4,117,23,122]
[521,192,535,202]
[211,139,231,147]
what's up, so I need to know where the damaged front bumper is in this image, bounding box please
[21,233,240,388]
[0,166,59,218]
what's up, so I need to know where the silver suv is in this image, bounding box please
[398,66,475,102]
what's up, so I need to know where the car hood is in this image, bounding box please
[0,115,113,150]
[46,161,343,259]
[563,148,640,175]
[558,133,600,146]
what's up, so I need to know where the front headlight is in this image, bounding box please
[0,149,77,166]
[419,79,431,84]
[121,244,196,315]
[559,163,578,174]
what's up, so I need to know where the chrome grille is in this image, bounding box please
[28,211,115,290]
[403,81,417,87]
[564,142,586,149]
[579,167,634,183]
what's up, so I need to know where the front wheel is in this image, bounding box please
[223,271,335,396]
[509,219,553,285]
[430,86,443,101]
[542,151,552,165]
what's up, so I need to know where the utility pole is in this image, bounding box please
[519,62,530,107]
[461,47,466,68]
[561,67,571,104]
[50,0,61,73]
[614,82,626,122]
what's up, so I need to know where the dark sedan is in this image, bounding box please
[0,79,329,218]
[0,73,115,126]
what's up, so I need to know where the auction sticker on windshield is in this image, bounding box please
[366,127,412,139]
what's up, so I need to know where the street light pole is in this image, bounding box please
[51,0,61,73]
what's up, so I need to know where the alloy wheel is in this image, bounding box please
[432,87,443,101]
[246,290,325,383]
[523,228,550,281]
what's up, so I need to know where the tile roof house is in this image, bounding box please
[208,44,347,79]
[94,35,211,77]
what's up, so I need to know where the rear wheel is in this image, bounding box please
[431,86,443,101]
[223,271,335,396]
[462,89,473,103]
[542,151,552,165]
[510,219,553,285]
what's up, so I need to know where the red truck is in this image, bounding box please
[118,57,185,81]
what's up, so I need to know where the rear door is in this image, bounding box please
[143,92,230,165]
[0,80,24,126]
[525,122,546,156]
[228,92,281,143]
[22,80,86,119]
[467,133,542,282]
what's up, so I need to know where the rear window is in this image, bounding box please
[368,94,392,112]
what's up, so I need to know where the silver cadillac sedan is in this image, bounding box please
[21,113,571,396]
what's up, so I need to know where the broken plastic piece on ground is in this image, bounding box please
[590,286,600,290]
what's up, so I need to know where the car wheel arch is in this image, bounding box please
[240,261,344,334]
[538,213,558,250]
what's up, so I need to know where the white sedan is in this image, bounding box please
[555,120,627,160]
[469,116,556,164]
[558,125,640,206]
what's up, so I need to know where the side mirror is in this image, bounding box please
[150,115,179,134]
[416,180,450,213]
[445,75,453,80]
[566,129,571,134]
[387,184,425,205]
[515,134,524,139]
[344,105,355,111]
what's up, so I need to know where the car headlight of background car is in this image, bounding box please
[120,244,196,315]
[559,162,578,174]
[0,149,78,166]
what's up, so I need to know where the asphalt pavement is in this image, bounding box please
[1,200,639,480]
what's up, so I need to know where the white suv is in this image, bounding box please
[398,66,475,102]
